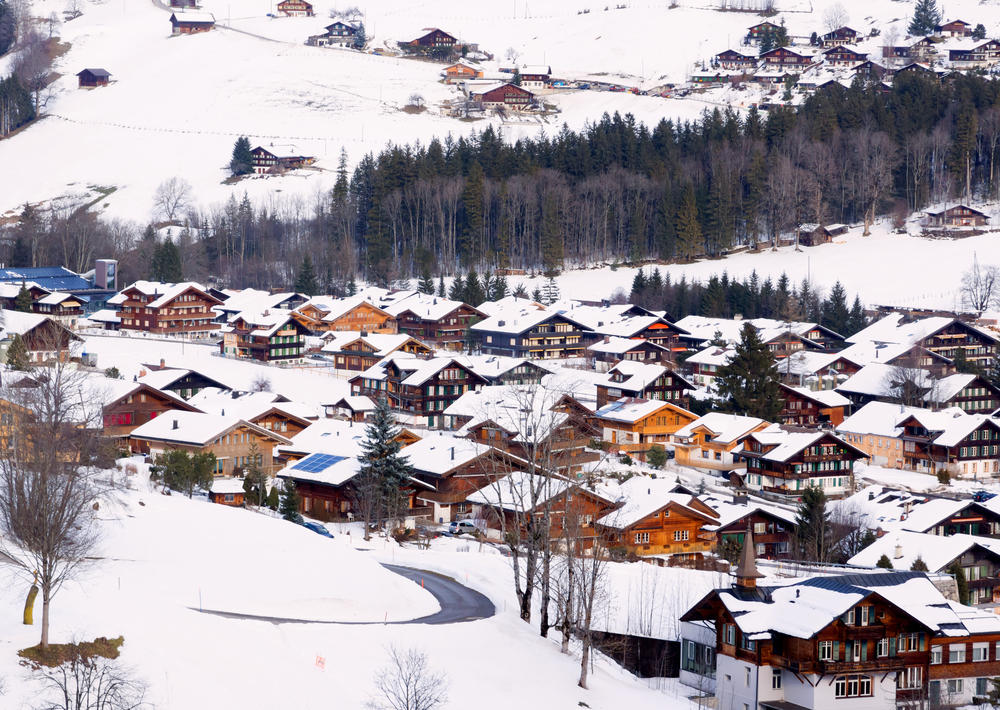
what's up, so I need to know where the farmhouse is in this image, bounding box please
[276,0,313,16]
[293,295,396,333]
[220,310,309,363]
[592,397,697,459]
[937,19,973,37]
[110,281,222,338]
[796,222,848,246]
[472,301,594,359]
[759,46,813,70]
[76,68,110,88]
[321,331,432,371]
[408,28,457,48]
[372,290,485,350]
[308,21,358,46]
[777,383,851,428]
[821,26,859,47]
[739,428,867,498]
[442,60,483,82]
[249,146,314,174]
[519,64,551,89]
[924,204,990,229]
[821,45,867,67]
[594,360,694,409]
[672,413,772,471]
[470,82,534,111]
[169,11,215,34]
[745,21,781,44]
[0,310,80,364]
[714,49,757,70]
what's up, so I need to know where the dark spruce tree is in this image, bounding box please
[150,239,183,282]
[357,397,413,529]
[795,486,830,562]
[6,333,29,371]
[295,255,319,295]
[821,281,850,335]
[875,554,894,569]
[230,136,253,176]
[846,296,867,336]
[417,267,435,295]
[15,283,32,312]
[280,479,303,523]
[715,322,783,421]
[908,0,941,36]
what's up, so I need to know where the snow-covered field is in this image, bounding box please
[0,463,706,709]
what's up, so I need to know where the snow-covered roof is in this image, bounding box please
[673,315,835,345]
[836,363,934,399]
[674,412,768,444]
[369,290,474,321]
[296,295,388,323]
[130,411,289,447]
[278,418,365,457]
[847,313,997,348]
[593,397,686,424]
[743,429,833,463]
[848,530,1000,572]
[357,354,476,388]
[698,492,797,531]
[0,309,50,337]
[111,281,216,309]
[685,345,735,368]
[401,433,497,476]
[601,360,692,393]
[170,10,215,23]
[215,289,302,316]
[466,470,574,511]
[597,476,717,530]
[326,394,376,411]
[837,401,922,437]
[783,385,851,408]
[587,336,666,356]
[470,300,587,334]
[452,353,554,381]
[446,384,570,444]
[226,308,297,338]
[321,332,422,357]
[83,308,121,325]
[210,478,247,495]
[186,388,318,422]
[775,349,840,376]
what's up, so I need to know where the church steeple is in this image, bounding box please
[734,523,764,589]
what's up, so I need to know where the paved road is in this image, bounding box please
[192,564,494,626]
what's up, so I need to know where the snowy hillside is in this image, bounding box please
[4,0,1000,222]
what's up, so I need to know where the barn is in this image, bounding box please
[276,0,314,16]
[77,68,111,88]
[169,11,215,34]
[471,83,534,111]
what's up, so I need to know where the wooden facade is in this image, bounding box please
[294,300,396,333]
[822,26,859,46]
[249,146,314,174]
[169,12,215,34]
[325,335,431,371]
[101,384,200,442]
[221,313,309,363]
[475,312,594,359]
[409,28,457,48]
[77,68,110,88]
[778,384,849,427]
[759,47,812,69]
[473,83,534,110]
[392,303,483,350]
[740,430,866,498]
[925,204,989,228]
[116,284,222,338]
[595,365,693,409]
[276,0,313,16]
[715,509,793,560]
[593,398,697,459]
[714,49,757,70]
[899,415,1000,479]
[599,497,719,558]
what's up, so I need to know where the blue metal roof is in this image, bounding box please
[292,453,347,473]
[0,267,92,291]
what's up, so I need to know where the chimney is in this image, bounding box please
[894,540,903,559]
[160,358,165,368]
[172,419,179,430]
[603,336,610,343]
[734,524,764,590]
[450,447,455,460]
[221,409,225,416]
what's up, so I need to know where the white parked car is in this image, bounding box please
[448,519,478,535]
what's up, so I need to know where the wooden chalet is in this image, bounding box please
[759,46,812,70]
[249,146,315,174]
[777,383,851,428]
[1,310,80,365]
[471,83,534,110]
[349,356,489,428]
[714,49,757,70]
[276,0,313,16]
[111,281,222,338]
[673,413,773,471]
[924,204,990,229]
[77,68,110,88]
[208,478,246,506]
[597,484,720,559]
[220,311,309,363]
[592,397,697,460]
[323,395,375,422]
[897,412,1000,479]
[587,336,670,368]
[322,332,432,371]
[745,21,781,44]
[937,19,973,37]
[822,45,867,66]
[408,28,457,48]
[33,291,85,325]
[853,60,888,82]
[293,297,396,333]
[822,26,859,47]
[443,61,483,82]
[129,411,291,477]
[739,428,867,498]
[137,363,230,399]
[308,21,357,46]
[169,11,215,34]
[595,361,694,409]
[518,65,551,89]
[710,505,796,560]
[472,306,594,359]
[100,381,201,443]
[383,296,485,351]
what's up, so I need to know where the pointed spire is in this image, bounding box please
[734,523,763,589]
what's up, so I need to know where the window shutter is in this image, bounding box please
[861,641,867,662]
[920,633,926,652]
[889,637,897,657]
[845,640,852,660]
[832,641,839,660]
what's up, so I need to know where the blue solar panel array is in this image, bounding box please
[292,453,346,473]
[0,267,92,291]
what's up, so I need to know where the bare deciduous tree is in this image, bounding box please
[152,177,193,223]
[0,361,112,648]
[961,258,999,315]
[822,2,848,33]
[27,649,148,710]
[366,647,448,710]
[250,373,271,392]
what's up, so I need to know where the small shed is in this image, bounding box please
[276,0,314,16]
[209,478,246,506]
[797,223,848,246]
[170,11,215,34]
[77,68,111,88]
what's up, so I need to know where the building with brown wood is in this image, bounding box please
[408,28,457,48]
[472,301,595,359]
[595,360,694,409]
[672,412,773,471]
[111,281,222,338]
[701,494,798,560]
[321,332,432,371]
[714,49,757,70]
[596,479,719,559]
[822,26,859,46]
[169,11,215,34]
[778,384,851,428]
[130,411,291,477]
[76,68,110,88]
[470,83,535,111]
[293,296,396,334]
[308,21,358,46]
[276,0,313,16]
[249,146,315,174]
[97,379,201,444]
[937,19,973,37]
[924,204,989,229]
[759,46,813,70]
[220,310,309,363]
[443,61,484,82]
[373,291,485,351]
[739,428,867,498]
[0,310,81,364]
[592,397,697,460]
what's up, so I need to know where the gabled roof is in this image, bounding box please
[170,10,215,23]
[601,360,694,393]
[137,367,232,392]
[402,432,523,477]
[77,68,111,77]
[130,411,290,447]
[588,336,667,356]
[110,281,220,309]
[742,429,865,463]
[597,477,718,530]
[593,397,692,424]
[470,301,591,335]
[674,412,768,444]
[848,530,1000,572]
[780,384,851,408]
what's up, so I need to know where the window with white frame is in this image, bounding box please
[634,532,649,544]
[724,624,735,645]
[818,640,833,661]
[973,642,989,662]
[834,675,872,698]
[877,638,889,657]
[772,669,781,689]
[674,530,689,542]
[899,666,922,690]
[949,644,966,664]
[931,646,942,665]
[948,679,963,695]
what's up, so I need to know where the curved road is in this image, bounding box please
[192,564,494,626]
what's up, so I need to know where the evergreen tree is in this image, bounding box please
[512,67,522,86]
[540,193,564,274]
[847,296,867,336]
[230,136,253,176]
[437,275,446,297]
[357,397,413,529]
[646,445,667,469]
[14,283,32,312]
[460,162,485,263]
[152,450,216,499]
[448,274,465,301]
[531,286,543,302]
[973,23,987,40]
[488,273,509,301]
[512,283,529,298]
[908,0,941,36]
[352,21,366,49]
[910,556,929,571]
[795,486,830,562]
[630,268,647,300]
[542,276,560,305]
[821,281,850,335]
[346,276,357,296]
[10,237,30,267]
[715,322,784,420]
[294,255,319,295]
[5,333,29,371]
[774,23,789,48]
[150,239,183,282]
[0,0,14,56]
[674,185,702,262]
[280,480,303,523]
[464,268,485,306]
[417,267,435,295]
[266,485,280,511]
[875,554,894,569]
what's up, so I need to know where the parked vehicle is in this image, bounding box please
[448,520,478,535]
[302,521,334,538]
[973,490,996,502]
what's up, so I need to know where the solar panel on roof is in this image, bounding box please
[292,453,346,473]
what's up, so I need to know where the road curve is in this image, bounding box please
[191,564,495,626]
